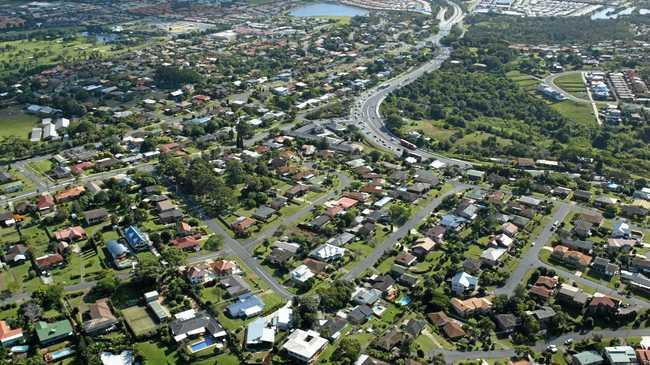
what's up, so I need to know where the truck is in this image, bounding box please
[400,139,417,150]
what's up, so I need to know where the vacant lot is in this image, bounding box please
[122,306,158,337]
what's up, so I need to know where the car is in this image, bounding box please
[546,345,558,353]
[531,241,536,246]
[564,338,573,345]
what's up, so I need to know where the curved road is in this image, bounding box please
[349,1,472,168]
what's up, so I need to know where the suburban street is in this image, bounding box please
[344,183,470,280]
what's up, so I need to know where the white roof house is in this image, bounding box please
[43,123,59,140]
[290,265,315,284]
[282,329,328,363]
[309,244,346,262]
[451,272,478,295]
[480,247,507,266]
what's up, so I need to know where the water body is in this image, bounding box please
[289,2,369,17]
[590,6,635,19]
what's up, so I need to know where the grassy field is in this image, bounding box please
[28,159,54,175]
[0,37,113,79]
[122,306,159,337]
[551,100,597,127]
[506,70,539,93]
[136,341,180,365]
[315,16,352,25]
[0,107,38,139]
[554,73,588,99]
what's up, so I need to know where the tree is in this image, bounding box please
[318,280,354,310]
[95,271,119,295]
[204,235,224,251]
[333,337,361,364]
[389,203,412,226]
[160,246,186,267]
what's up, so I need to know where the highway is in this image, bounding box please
[347,0,472,168]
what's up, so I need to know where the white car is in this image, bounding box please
[531,242,536,246]
[546,345,558,353]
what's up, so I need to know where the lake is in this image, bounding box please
[591,6,636,19]
[289,2,369,17]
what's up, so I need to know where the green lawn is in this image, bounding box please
[28,159,54,175]
[551,100,597,127]
[0,107,38,139]
[554,73,588,99]
[136,341,180,365]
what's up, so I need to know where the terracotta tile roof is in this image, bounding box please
[534,276,558,289]
[55,186,85,202]
[0,320,22,342]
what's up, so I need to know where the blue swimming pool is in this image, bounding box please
[189,335,218,353]
[397,295,412,306]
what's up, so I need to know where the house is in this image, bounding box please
[35,320,73,345]
[439,215,467,231]
[526,306,556,328]
[212,260,237,277]
[374,329,405,352]
[428,312,466,339]
[411,237,436,257]
[494,313,519,334]
[309,244,345,262]
[54,226,86,241]
[246,317,275,349]
[553,245,592,269]
[145,291,171,322]
[637,349,650,365]
[170,310,226,343]
[573,220,593,238]
[425,225,446,243]
[267,248,294,266]
[55,186,85,203]
[604,346,638,365]
[34,253,65,271]
[303,258,328,275]
[573,190,592,202]
[170,236,201,251]
[587,296,618,315]
[352,287,382,306]
[106,240,133,270]
[0,320,23,347]
[231,216,256,234]
[572,351,605,365]
[227,294,264,318]
[608,239,637,254]
[450,297,492,317]
[124,226,150,251]
[463,259,482,275]
[591,257,620,278]
[252,205,276,221]
[480,247,507,267]
[451,272,478,296]
[327,232,356,246]
[529,276,558,301]
[557,283,591,307]
[4,244,29,264]
[404,319,426,337]
[395,252,417,267]
[501,222,519,237]
[83,208,110,225]
[186,266,215,286]
[319,317,347,340]
[220,275,251,298]
[612,221,631,239]
[348,304,373,324]
[159,209,183,224]
[371,275,395,294]
[156,200,177,213]
[291,265,315,285]
[282,329,328,364]
[83,299,119,335]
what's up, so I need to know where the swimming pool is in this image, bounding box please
[189,335,218,353]
[397,295,412,306]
